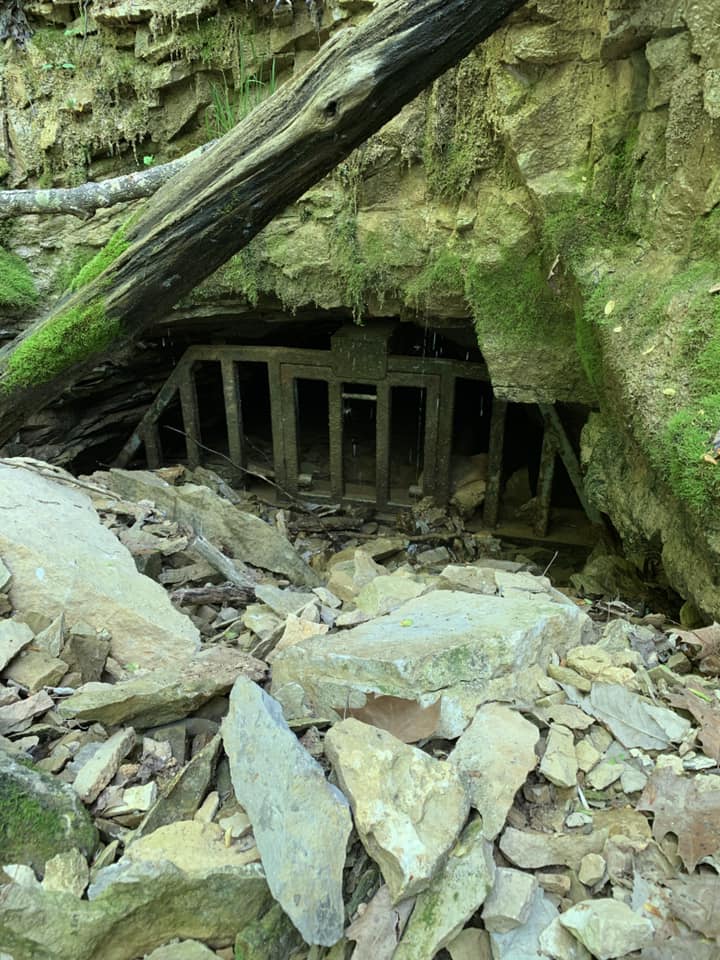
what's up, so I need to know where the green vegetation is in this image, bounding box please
[423,51,498,200]
[3,298,120,390]
[68,216,137,292]
[333,214,396,321]
[466,252,564,349]
[405,248,464,309]
[205,53,276,138]
[0,248,39,311]
[0,785,66,868]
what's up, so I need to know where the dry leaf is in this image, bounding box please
[348,693,441,743]
[637,767,720,872]
[345,885,414,960]
[666,875,720,939]
[667,689,720,763]
[674,623,720,674]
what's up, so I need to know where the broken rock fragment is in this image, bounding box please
[540,723,578,789]
[481,866,537,933]
[558,899,654,960]
[72,727,136,804]
[325,717,469,902]
[58,645,265,728]
[222,676,352,946]
[0,619,33,671]
[393,818,495,959]
[449,702,539,840]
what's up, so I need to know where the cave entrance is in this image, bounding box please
[115,320,599,537]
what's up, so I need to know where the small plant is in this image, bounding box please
[205,40,277,138]
[142,155,155,167]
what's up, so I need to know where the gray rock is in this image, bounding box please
[144,942,218,960]
[489,887,558,960]
[0,558,10,592]
[393,819,495,959]
[272,590,589,738]
[558,899,654,960]
[0,462,199,670]
[0,751,97,872]
[482,867,538,933]
[222,677,352,946]
[95,469,319,586]
[325,718,469,902]
[3,649,69,692]
[450,703,539,840]
[73,728,136,804]
[0,619,33,672]
[58,646,265,728]
[254,584,318,618]
[538,916,591,960]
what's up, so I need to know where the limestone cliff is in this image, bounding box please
[2,0,720,615]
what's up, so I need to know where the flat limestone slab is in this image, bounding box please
[272,590,590,737]
[222,677,352,947]
[0,462,199,670]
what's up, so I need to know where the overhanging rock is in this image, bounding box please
[271,588,591,738]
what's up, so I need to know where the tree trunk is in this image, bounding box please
[0,0,525,446]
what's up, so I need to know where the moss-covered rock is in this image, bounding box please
[0,247,39,311]
[0,750,98,873]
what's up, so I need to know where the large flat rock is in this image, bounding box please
[0,462,199,670]
[222,677,352,946]
[272,590,590,737]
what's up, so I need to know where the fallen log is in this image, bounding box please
[0,0,525,446]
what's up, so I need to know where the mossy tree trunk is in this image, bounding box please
[0,0,525,445]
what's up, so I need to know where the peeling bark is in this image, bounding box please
[0,0,525,446]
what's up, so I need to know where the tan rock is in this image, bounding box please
[325,718,469,901]
[3,649,69,692]
[73,728,136,804]
[540,724,578,789]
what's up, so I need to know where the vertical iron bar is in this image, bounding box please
[534,428,557,537]
[329,380,344,501]
[375,382,391,511]
[178,362,201,469]
[221,358,244,482]
[267,359,287,490]
[483,396,507,527]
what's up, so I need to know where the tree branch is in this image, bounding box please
[0,141,219,220]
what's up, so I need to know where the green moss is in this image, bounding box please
[405,248,464,309]
[69,217,136,292]
[0,782,67,872]
[423,50,498,200]
[466,252,562,349]
[53,247,95,294]
[333,214,396,321]
[221,244,263,306]
[0,247,39,310]
[4,298,120,390]
[659,397,720,512]
[0,157,10,180]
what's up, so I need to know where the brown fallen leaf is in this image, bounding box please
[673,622,720,675]
[637,767,720,872]
[666,874,720,939]
[348,693,441,743]
[667,689,720,763]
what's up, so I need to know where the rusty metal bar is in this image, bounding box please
[141,421,162,469]
[538,403,602,524]
[329,380,344,501]
[483,396,507,528]
[434,372,456,503]
[375,381,391,511]
[267,358,287,490]
[221,358,244,480]
[178,363,201,469]
[534,428,558,537]
[281,368,300,497]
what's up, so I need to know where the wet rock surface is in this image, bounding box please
[1,460,719,959]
